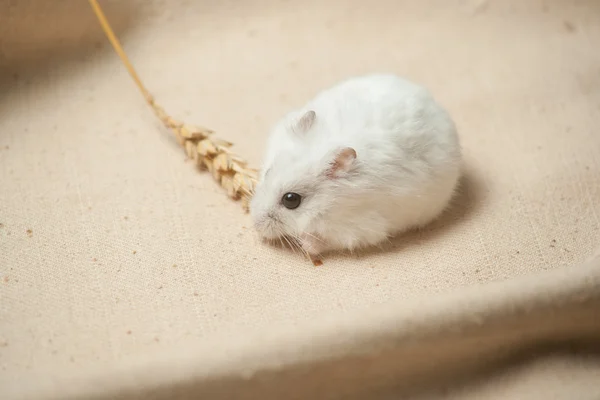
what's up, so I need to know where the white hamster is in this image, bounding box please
[250,74,461,257]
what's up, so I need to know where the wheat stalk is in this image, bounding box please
[89,0,258,211]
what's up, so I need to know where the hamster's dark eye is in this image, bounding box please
[281,192,302,210]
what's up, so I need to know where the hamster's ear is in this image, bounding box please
[292,110,316,134]
[325,147,357,179]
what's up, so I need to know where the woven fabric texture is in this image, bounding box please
[1,0,600,399]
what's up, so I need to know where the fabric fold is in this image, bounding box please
[14,253,600,400]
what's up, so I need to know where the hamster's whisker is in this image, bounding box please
[301,232,326,244]
[286,234,304,256]
[297,242,311,259]
[297,240,310,259]
[282,235,299,256]
[274,226,296,254]
[284,232,308,258]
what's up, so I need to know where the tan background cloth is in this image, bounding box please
[1,0,600,399]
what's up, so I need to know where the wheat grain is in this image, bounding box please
[89,0,258,211]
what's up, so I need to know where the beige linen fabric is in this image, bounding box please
[1,0,600,399]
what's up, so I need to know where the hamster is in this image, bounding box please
[250,74,462,257]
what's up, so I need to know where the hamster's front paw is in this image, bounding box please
[300,233,326,257]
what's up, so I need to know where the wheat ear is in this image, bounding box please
[89,0,258,211]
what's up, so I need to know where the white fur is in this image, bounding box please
[250,74,462,256]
